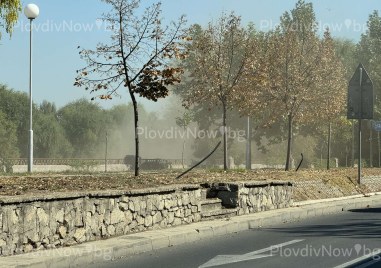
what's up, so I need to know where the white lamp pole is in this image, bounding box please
[24,4,39,173]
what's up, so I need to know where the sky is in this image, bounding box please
[0,0,379,112]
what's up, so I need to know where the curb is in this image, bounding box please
[1,193,381,268]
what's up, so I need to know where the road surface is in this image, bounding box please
[87,207,381,268]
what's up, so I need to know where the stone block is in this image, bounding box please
[167,212,175,224]
[58,225,67,239]
[110,208,125,225]
[185,209,191,217]
[24,244,34,253]
[152,212,163,224]
[173,218,181,226]
[124,211,133,223]
[175,209,184,218]
[36,208,49,227]
[39,226,51,239]
[134,199,141,212]
[9,208,19,227]
[158,199,165,210]
[182,195,190,206]
[240,187,249,195]
[159,218,168,228]
[128,220,137,230]
[146,199,153,213]
[190,195,198,206]
[144,215,153,227]
[107,225,116,236]
[55,208,64,223]
[191,205,198,213]
[136,215,144,226]
[164,199,173,210]
[103,209,111,225]
[114,222,124,235]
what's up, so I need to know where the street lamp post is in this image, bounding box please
[24,4,39,173]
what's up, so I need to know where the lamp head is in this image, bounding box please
[24,4,40,20]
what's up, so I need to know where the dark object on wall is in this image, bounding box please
[176,141,222,179]
[296,153,303,172]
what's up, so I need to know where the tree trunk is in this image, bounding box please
[326,122,331,170]
[130,92,139,176]
[222,99,228,171]
[285,113,293,171]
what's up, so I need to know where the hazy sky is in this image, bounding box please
[0,0,378,111]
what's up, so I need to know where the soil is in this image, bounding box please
[0,168,381,201]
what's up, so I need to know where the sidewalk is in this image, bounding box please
[1,193,381,268]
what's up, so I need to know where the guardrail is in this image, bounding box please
[8,158,192,166]
[8,158,124,165]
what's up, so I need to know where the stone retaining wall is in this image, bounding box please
[237,181,293,215]
[0,181,292,257]
[212,181,293,215]
[0,185,201,256]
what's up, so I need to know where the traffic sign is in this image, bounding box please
[347,64,374,119]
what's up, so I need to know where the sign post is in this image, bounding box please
[372,121,381,167]
[347,64,373,184]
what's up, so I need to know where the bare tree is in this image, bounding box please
[74,0,188,176]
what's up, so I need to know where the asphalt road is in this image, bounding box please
[88,207,381,268]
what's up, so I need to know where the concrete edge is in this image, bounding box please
[2,193,381,268]
[0,184,201,204]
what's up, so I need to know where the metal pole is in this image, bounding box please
[105,131,108,172]
[358,67,363,184]
[370,121,373,167]
[28,19,34,173]
[327,122,331,170]
[246,116,251,170]
[352,120,355,167]
[377,132,381,167]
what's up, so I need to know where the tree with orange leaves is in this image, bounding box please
[178,13,260,170]
[261,0,322,171]
[316,29,347,169]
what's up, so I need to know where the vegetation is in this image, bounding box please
[177,14,256,170]
[1,0,381,174]
[74,0,188,176]
[0,0,21,39]
[177,1,348,171]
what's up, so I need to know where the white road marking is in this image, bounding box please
[333,249,381,268]
[198,239,305,268]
